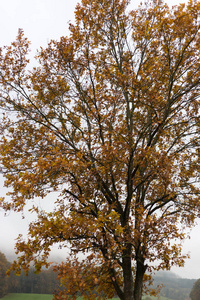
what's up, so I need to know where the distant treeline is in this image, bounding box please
[0,251,197,299]
[8,267,59,294]
[7,269,196,299]
[152,271,196,300]
[0,251,59,297]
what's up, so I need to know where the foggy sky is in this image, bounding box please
[0,0,200,280]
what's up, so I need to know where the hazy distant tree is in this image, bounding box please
[0,252,9,298]
[190,279,200,300]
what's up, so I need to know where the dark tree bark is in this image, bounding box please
[134,259,147,300]
[122,246,134,300]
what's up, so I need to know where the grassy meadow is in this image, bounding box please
[2,295,53,300]
[1,293,174,300]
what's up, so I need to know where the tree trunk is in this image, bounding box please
[133,259,147,300]
[122,246,134,300]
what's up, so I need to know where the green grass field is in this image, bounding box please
[2,294,173,300]
[2,294,53,300]
[143,297,173,300]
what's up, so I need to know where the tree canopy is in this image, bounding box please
[1,0,200,299]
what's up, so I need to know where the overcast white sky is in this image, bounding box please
[0,0,200,280]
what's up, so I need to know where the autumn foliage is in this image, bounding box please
[1,0,200,299]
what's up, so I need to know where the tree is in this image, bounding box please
[0,252,10,298]
[1,0,200,299]
[190,279,200,300]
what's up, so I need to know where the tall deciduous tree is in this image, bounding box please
[1,0,200,299]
